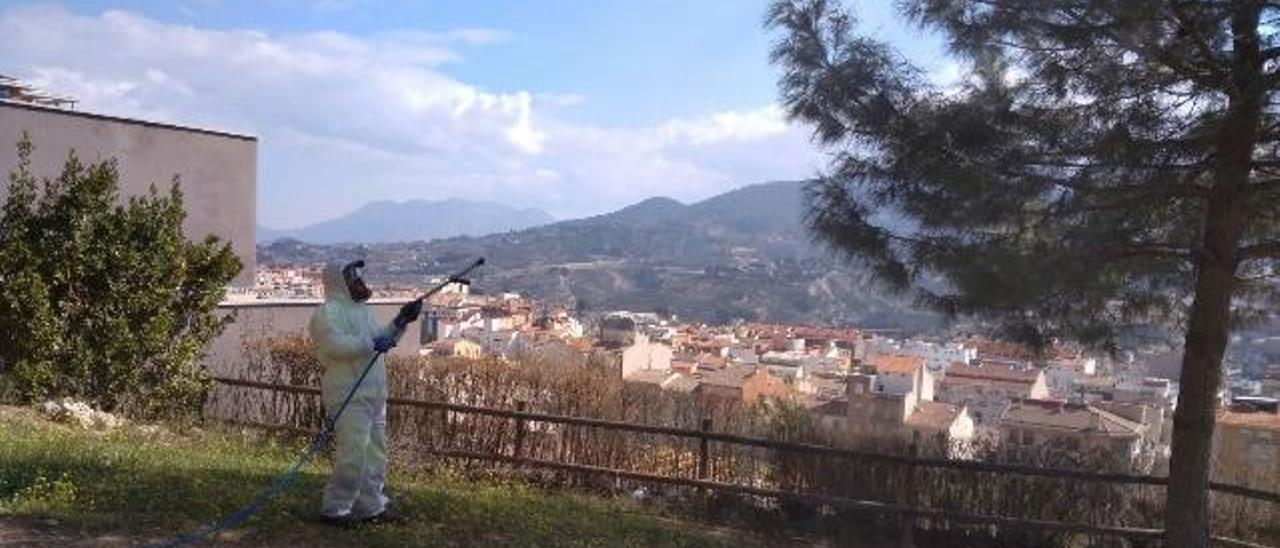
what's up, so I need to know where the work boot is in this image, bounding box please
[361,503,407,525]
[318,513,362,529]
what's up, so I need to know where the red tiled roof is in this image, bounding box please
[906,401,964,430]
[695,352,726,370]
[741,323,862,344]
[962,336,1083,362]
[698,365,759,389]
[1000,399,1142,437]
[1218,409,1280,432]
[946,363,1040,384]
[867,354,924,375]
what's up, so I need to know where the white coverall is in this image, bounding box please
[309,263,404,519]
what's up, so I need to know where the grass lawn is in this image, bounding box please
[0,406,746,547]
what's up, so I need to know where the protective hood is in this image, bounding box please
[321,263,354,304]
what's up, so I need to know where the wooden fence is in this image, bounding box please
[209,376,1280,547]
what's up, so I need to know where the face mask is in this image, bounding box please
[342,260,372,303]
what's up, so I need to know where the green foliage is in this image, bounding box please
[1,471,79,515]
[764,0,1280,349]
[0,136,241,417]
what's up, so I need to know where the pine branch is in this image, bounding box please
[1165,3,1234,87]
[1238,241,1280,260]
[1248,177,1280,193]
[1096,242,1194,260]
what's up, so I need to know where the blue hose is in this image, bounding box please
[145,258,483,546]
[143,349,383,548]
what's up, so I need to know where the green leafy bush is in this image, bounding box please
[0,135,241,417]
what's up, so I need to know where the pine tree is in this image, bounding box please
[766,1,1280,544]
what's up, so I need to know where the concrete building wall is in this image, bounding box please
[848,393,912,433]
[918,367,935,403]
[875,371,916,397]
[0,101,256,285]
[1029,373,1051,399]
[1213,416,1280,492]
[619,333,674,378]
[947,409,977,457]
[935,383,1014,426]
[741,368,788,402]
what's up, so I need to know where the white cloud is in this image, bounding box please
[0,5,822,228]
[656,105,789,146]
[534,92,587,108]
[438,28,512,45]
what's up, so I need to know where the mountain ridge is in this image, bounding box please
[258,180,939,330]
[258,198,554,244]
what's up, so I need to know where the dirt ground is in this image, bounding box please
[1,517,140,547]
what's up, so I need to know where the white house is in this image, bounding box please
[1045,356,1098,396]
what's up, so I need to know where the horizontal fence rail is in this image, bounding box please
[209,376,1280,545]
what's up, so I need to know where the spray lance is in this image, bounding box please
[147,257,485,548]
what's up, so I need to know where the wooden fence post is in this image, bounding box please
[514,400,527,459]
[899,443,918,548]
[698,417,712,480]
[699,417,713,518]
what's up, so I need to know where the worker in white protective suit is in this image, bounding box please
[310,260,421,525]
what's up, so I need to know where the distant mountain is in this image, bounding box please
[257,199,554,244]
[258,181,940,331]
[256,224,286,242]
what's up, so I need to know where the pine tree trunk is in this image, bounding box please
[1165,7,1262,545]
[1165,258,1233,547]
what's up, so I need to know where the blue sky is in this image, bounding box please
[0,0,948,228]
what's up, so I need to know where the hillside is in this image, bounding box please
[258,199,554,244]
[258,181,940,330]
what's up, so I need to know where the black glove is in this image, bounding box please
[394,299,423,329]
[373,334,397,353]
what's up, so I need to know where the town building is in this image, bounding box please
[1260,366,1280,398]
[935,363,1049,431]
[998,399,1146,466]
[1213,399,1280,492]
[843,355,975,457]
[695,365,789,403]
[597,316,674,378]
[897,339,978,374]
[863,354,937,401]
[425,338,484,360]
[1095,400,1169,464]
[1044,354,1098,396]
